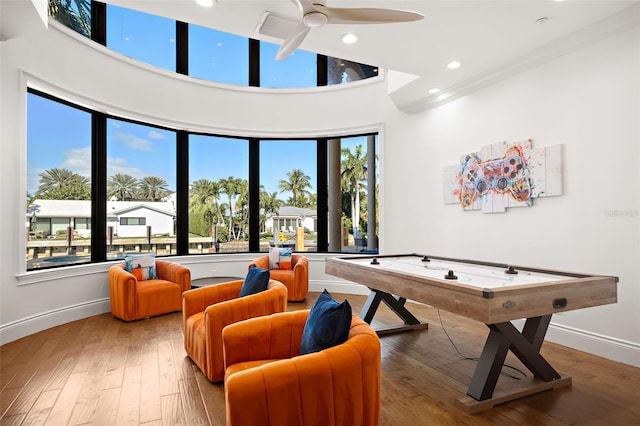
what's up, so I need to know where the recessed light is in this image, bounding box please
[195,0,214,7]
[428,88,441,94]
[447,61,461,69]
[536,17,550,25]
[341,34,358,44]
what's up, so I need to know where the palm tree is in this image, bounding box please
[260,190,282,216]
[260,189,283,232]
[107,174,138,201]
[48,0,91,37]
[234,179,250,239]
[278,169,312,208]
[190,179,224,224]
[35,168,89,198]
[219,176,242,239]
[341,145,367,234]
[139,176,170,201]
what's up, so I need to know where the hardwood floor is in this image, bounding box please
[1,292,638,425]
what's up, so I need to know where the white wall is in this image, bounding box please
[383,26,640,366]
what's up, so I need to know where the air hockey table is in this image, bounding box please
[325,253,618,413]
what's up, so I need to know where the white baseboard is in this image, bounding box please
[546,322,640,368]
[309,280,371,296]
[0,298,111,345]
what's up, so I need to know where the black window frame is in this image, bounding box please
[27,88,377,270]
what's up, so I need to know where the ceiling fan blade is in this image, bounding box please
[320,6,423,25]
[291,0,319,16]
[275,23,311,61]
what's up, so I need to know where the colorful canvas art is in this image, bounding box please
[443,139,563,213]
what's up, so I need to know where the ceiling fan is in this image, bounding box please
[275,0,424,60]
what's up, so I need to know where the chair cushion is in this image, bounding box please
[240,267,270,297]
[124,253,157,280]
[268,247,293,270]
[300,289,352,355]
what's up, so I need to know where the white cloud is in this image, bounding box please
[107,157,145,179]
[63,147,92,178]
[148,130,165,140]
[114,131,154,152]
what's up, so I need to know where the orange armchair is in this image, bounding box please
[223,310,381,426]
[182,279,287,383]
[109,260,191,322]
[248,254,309,302]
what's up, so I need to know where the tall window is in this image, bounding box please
[106,119,176,257]
[340,135,378,251]
[188,135,249,253]
[26,92,92,270]
[106,4,176,72]
[189,25,249,86]
[260,140,317,252]
[260,41,317,88]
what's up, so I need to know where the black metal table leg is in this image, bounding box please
[467,314,560,401]
[359,288,429,335]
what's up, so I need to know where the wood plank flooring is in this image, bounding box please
[1,292,639,425]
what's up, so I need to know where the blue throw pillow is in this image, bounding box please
[300,289,352,355]
[239,266,270,297]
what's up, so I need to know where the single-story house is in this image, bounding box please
[265,206,317,234]
[27,199,176,238]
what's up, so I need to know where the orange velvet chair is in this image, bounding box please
[248,254,309,302]
[109,260,191,322]
[182,279,287,383]
[223,310,381,426]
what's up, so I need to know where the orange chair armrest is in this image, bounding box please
[156,260,191,292]
[292,254,308,273]
[248,255,270,270]
[223,309,308,367]
[108,264,138,321]
[183,280,244,321]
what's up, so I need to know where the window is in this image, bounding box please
[328,57,378,85]
[339,135,378,251]
[260,41,317,88]
[120,217,146,226]
[106,4,176,72]
[107,118,176,256]
[189,25,249,86]
[189,135,249,253]
[48,0,92,38]
[26,91,92,270]
[260,140,317,251]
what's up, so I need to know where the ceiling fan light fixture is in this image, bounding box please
[341,33,358,44]
[194,0,214,7]
[303,11,328,28]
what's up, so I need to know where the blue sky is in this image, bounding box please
[27,4,371,200]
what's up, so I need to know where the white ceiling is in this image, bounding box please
[9,1,639,112]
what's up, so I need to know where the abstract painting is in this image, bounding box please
[443,139,563,213]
